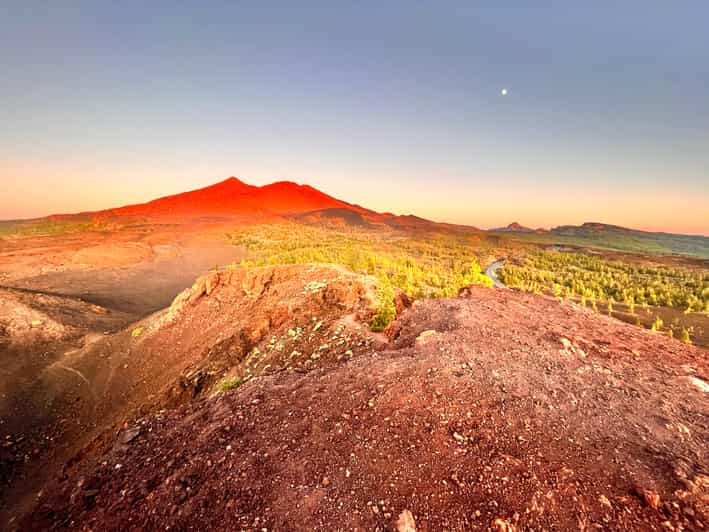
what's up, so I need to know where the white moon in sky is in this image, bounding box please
[501,88,508,96]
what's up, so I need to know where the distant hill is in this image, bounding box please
[490,221,709,259]
[492,222,537,233]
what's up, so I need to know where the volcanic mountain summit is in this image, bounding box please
[99,177,364,221]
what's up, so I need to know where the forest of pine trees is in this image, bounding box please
[499,250,708,314]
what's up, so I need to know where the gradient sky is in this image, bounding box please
[1,2,708,234]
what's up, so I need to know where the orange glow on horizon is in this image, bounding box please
[1,159,707,236]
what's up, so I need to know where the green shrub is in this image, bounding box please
[371,283,396,331]
[216,376,246,394]
[680,328,692,344]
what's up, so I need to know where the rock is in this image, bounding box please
[492,518,517,531]
[396,509,416,532]
[205,273,220,295]
[416,330,437,346]
[322,477,330,487]
[687,376,709,393]
[119,427,141,444]
[635,487,661,510]
[598,494,612,507]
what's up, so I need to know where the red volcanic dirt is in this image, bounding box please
[0,265,385,525]
[23,285,708,531]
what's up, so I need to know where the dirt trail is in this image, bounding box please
[22,284,709,531]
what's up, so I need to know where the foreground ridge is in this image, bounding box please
[25,281,708,531]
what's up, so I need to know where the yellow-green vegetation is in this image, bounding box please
[215,375,247,394]
[680,327,692,344]
[500,250,708,341]
[131,327,144,338]
[500,250,708,313]
[229,224,493,330]
[0,218,110,237]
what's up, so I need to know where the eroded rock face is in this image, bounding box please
[163,265,378,327]
[105,264,387,412]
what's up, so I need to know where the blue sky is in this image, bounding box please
[1,2,707,233]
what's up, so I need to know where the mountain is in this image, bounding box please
[95,177,365,221]
[491,222,537,233]
[38,177,473,232]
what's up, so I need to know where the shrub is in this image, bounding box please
[216,376,246,394]
[371,283,396,332]
[680,328,692,344]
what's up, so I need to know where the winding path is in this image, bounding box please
[485,259,506,288]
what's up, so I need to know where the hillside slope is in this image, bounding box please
[24,284,708,531]
[0,265,386,524]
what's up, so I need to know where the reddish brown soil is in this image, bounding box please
[0,224,246,315]
[21,285,708,531]
[1,265,384,526]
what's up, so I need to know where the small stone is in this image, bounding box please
[636,487,661,510]
[492,518,517,532]
[119,427,141,444]
[415,330,437,346]
[599,494,612,508]
[322,477,330,487]
[397,509,416,532]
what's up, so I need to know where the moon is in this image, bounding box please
[501,88,508,96]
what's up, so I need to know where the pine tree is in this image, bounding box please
[680,328,692,344]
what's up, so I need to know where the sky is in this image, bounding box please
[1,2,708,235]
